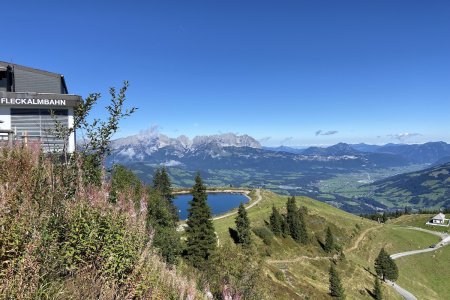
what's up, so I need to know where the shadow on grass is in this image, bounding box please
[365,288,376,299]
[228,227,239,244]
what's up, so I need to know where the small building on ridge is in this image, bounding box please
[426,213,449,227]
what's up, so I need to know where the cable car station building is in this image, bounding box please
[0,61,82,152]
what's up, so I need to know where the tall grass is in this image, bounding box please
[0,145,204,299]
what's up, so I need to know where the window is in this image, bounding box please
[11,108,69,152]
[0,70,7,92]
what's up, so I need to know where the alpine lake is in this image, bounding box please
[173,192,249,220]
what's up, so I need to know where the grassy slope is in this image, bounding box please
[395,247,450,300]
[387,215,450,300]
[367,162,450,209]
[213,190,428,299]
[389,214,450,234]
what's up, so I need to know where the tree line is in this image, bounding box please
[363,206,450,224]
[269,196,308,244]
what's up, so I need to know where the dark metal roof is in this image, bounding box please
[0,61,63,77]
[0,61,69,93]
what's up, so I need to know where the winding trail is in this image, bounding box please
[267,254,339,264]
[213,189,262,221]
[387,227,450,300]
[345,225,382,254]
[386,280,417,300]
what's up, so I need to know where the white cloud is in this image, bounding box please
[315,130,338,136]
[387,132,422,141]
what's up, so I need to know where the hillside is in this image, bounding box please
[367,162,450,209]
[212,190,445,299]
[386,215,450,299]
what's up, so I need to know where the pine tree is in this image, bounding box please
[324,226,335,253]
[286,196,308,244]
[384,255,399,281]
[146,188,181,265]
[235,202,252,247]
[374,248,398,281]
[329,264,345,299]
[381,211,388,223]
[373,277,382,300]
[375,248,388,279]
[281,215,290,238]
[298,208,309,244]
[286,196,300,240]
[153,167,178,222]
[269,205,283,235]
[185,173,216,269]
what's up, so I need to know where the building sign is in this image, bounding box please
[0,92,82,107]
[1,97,67,106]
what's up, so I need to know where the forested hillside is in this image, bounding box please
[367,162,450,209]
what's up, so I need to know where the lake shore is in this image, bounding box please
[173,189,251,196]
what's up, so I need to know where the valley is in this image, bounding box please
[109,132,450,213]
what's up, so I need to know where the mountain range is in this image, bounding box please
[264,141,450,165]
[109,132,411,176]
[109,131,450,212]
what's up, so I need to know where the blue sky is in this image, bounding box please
[3,0,450,146]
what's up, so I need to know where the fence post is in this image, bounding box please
[8,132,13,147]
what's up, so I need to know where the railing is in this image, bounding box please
[0,129,15,147]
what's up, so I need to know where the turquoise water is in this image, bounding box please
[174,192,249,220]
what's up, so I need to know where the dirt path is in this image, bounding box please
[267,254,338,264]
[344,225,381,254]
[213,189,262,221]
[402,226,448,238]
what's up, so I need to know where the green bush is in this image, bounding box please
[274,270,285,281]
[252,226,274,245]
[61,205,142,282]
[0,218,29,278]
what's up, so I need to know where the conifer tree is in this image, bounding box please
[329,264,345,299]
[374,248,398,281]
[235,202,252,247]
[324,226,335,253]
[298,207,309,244]
[286,196,300,240]
[185,173,216,269]
[281,215,290,238]
[146,188,181,265]
[381,211,388,223]
[375,248,388,279]
[384,255,399,281]
[153,167,178,222]
[269,205,283,235]
[373,277,382,300]
[286,196,308,244]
